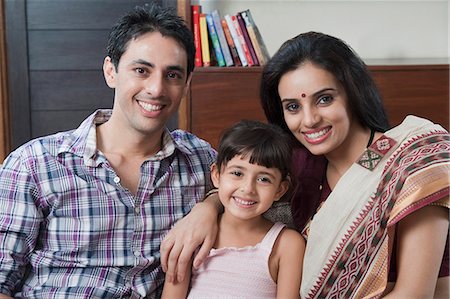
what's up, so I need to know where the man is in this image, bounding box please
[0,4,215,298]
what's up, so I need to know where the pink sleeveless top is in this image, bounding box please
[187,222,286,299]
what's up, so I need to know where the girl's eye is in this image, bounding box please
[231,171,242,177]
[318,95,333,105]
[257,176,272,184]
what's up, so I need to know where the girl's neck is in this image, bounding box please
[214,212,272,249]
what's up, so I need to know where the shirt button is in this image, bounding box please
[113,176,120,184]
[135,206,140,215]
[134,251,141,257]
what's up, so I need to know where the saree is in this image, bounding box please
[300,116,450,299]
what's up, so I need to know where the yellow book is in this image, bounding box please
[199,13,210,67]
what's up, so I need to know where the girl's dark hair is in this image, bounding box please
[106,4,195,77]
[260,31,390,143]
[216,120,292,180]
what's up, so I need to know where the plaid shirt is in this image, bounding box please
[0,110,216,298]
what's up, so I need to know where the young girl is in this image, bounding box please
[162,120,305,299]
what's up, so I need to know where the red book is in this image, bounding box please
[236,13,259,66]
[230,14,254,66]
[191,5,202,67]
[221,18,242,66]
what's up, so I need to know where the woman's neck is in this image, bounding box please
[325,124,372,189]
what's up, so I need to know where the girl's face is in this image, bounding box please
[211,155,288,221]
[278,62,358,157]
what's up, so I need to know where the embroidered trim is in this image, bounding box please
[357,135,397,171]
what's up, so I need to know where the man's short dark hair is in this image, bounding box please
[106,4,195,77]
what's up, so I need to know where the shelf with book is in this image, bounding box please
[177,2,449,149]
[189,2,268,68]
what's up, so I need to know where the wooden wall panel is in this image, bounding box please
[0,0,10,162]
[27,1,159,30]
[5,0,30,150]
[28,31,108,71]
[31,110,95,138]
[30,71,113,110]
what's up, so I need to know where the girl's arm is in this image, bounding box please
[160,192,222,283]
[161,259,192,299]
[383,204,448,298]
[274,228,306,299]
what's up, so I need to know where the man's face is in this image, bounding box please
[103,31,190,138]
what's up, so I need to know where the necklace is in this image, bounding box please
[367,128,375,148]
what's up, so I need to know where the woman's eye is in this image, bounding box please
[285,102,300,112]
[318,95,333,105]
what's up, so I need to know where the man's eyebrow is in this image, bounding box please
[132,59,185,74]
[132,59,154,68]
[167,65,186,74]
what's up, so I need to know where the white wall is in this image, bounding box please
[196,0,449,63]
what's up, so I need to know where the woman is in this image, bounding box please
[161,32,449,298]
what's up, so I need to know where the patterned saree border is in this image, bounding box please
[389,187,450,225]
[308,132,450,299]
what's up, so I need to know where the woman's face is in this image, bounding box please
[278,62,356,157]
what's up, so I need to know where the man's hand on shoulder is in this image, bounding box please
[160,193,221,283]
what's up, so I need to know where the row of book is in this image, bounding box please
[191,5,270,67]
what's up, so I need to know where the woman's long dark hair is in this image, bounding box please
[259,32,390,230]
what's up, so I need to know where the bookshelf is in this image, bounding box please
[177,1,449,149]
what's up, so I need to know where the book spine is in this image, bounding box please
[230,14,253,66]
[191,5,202,67]
[199,13,210,67]
[205,13,225,67]
[224,14,248,67]
[242,9,270,64]
[236,13,259,66]
[240,10,266,65]
[221,18,242,66]
[211,10,233,66]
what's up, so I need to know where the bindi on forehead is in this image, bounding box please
[301,93,306,98]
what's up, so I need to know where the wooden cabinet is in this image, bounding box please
[370,63,448,130]
[180,63,449,149]
[183,67,265,148]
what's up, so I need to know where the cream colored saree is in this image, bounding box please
[301,116,450,299]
